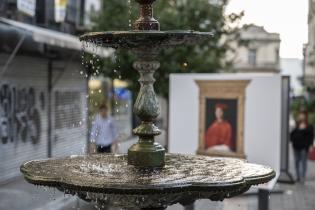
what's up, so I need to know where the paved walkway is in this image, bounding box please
[0,176,101,210]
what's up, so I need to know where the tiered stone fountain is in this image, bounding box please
[21,1,275,209]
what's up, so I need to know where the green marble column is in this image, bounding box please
[128,48,165,168]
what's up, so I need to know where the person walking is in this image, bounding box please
[90,104,118,153]
[290,110,314,184]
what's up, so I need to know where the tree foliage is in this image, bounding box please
[291,97,315,125]
[92,0,242,98]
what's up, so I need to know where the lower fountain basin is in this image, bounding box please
[20,153,275,209]
[79,31,213,49]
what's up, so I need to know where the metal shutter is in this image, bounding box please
[0,54,87,183]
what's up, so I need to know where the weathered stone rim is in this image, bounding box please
[20,153,276,195]
[79,30,213,41]
[79,31,213,49]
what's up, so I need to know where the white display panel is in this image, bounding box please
[169,73,281,190]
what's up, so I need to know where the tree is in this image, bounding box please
[91,0,242,98]
[291,97,315,125]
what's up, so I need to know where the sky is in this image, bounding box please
[226,0,309,59]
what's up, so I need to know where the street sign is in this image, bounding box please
[55,0,68,22]
[17,0,36,17]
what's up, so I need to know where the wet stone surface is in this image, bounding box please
[79,31,213,49]
[21,154,275,209]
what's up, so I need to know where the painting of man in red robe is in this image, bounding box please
[205,101,236,152]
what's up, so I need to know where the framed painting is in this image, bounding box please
[196,80,250,158]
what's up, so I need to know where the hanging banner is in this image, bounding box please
[17,0,36,17]
[55,0,68,22]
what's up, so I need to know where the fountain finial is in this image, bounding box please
[134,0,160,30]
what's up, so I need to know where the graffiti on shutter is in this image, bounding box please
[0,84,44,145]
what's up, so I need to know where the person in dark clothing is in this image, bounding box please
[290,111,314,184]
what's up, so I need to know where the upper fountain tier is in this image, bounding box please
[79,0,212,49]
[79,31,213,49]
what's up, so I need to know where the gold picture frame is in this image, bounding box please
[196,80,250,159]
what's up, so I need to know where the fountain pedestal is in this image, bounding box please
[20,0,276,209]
[128,48,165,168]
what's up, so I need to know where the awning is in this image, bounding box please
[0,17,113,58]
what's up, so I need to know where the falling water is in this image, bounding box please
[81,37,128,154]
[128,0,132,29]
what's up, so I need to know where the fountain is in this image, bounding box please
[21,0,275,209]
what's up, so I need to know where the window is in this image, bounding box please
[275,48,279,63]
[248,49,257,66]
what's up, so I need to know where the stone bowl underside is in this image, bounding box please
[79,31,213,49]
[20,154,275,209]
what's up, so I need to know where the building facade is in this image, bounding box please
[303,0,315,95]
[229,24,281,73]
[0,0,94,183]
